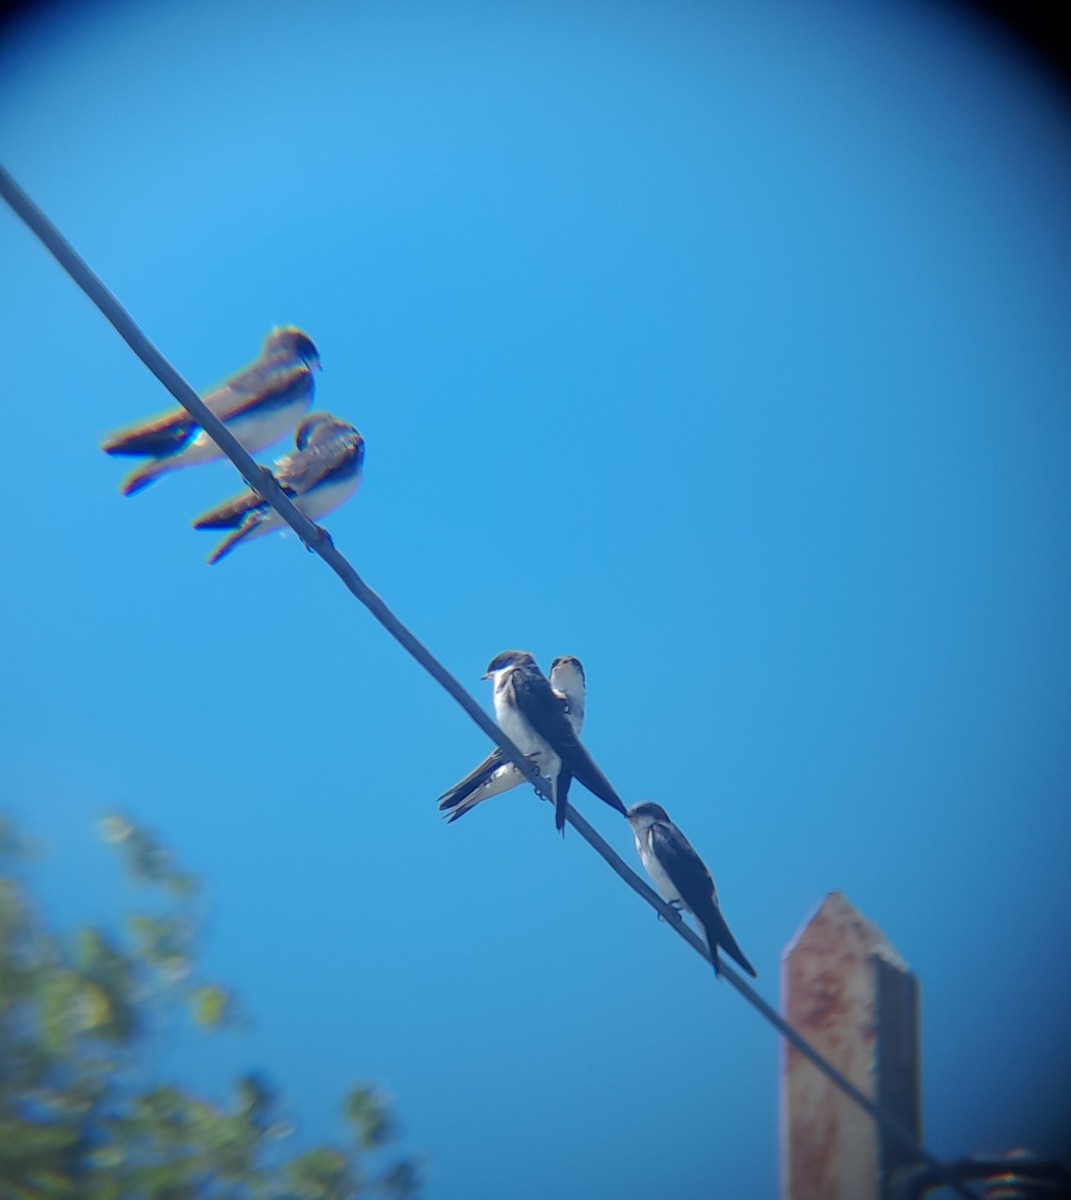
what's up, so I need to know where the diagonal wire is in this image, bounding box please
[568,803,978,1198]
[0,163,978,1200]
[0,162,556,802]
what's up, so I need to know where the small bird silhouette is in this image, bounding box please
[193,412,364,565]
[101,326,320,495]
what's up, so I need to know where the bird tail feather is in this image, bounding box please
[571,757,628,818]
[120,458,175,496]
[207,524,252,565]
[553,772,573,835]
[702,910,757,979]
[438,756,517,821]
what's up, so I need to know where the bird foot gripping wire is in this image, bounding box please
[304,525,335,555]
[241,464,278,499]
[657,901,684,925]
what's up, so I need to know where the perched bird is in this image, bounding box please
[626,802,756,978]
[193,412,364,565]
[438,655,587,822]
[483,649,627,833]
[101,326,321,495]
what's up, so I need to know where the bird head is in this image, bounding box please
[549,655,585,683]
[293,412,332,449]
[264,326,321,370]
[482,649,537,680]
[626,801,671,832]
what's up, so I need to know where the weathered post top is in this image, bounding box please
[781,891,922,1200]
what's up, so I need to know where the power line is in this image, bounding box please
[571,798,974,1195]
[0,163,555,800]
[0,162,979,1200]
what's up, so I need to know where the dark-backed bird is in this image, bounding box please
[438,655,587,823]
[193,412,364,564]
[101,326,320,495]
[626,801,756,978]
[483,649,626,833]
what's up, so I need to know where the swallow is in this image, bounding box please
[101,326,321,495]
[626,802,756,978]
[438,656,587,822]
[192,412,364,564]
[483,649,627,833]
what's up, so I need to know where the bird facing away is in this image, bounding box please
[101,326,320,495]
[483,649,627,833]
[192,412,364,565]
[626,802,756,978]
[438,655,587,823]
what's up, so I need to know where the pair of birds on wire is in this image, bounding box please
[101,332,753,979]
[100,326,364,564]
[440,648,757,981]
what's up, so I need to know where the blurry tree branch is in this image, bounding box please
[0,812,421,1200]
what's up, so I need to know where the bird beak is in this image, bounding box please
[481,671,493,680]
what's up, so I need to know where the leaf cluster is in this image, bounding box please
[0,814,421,1200]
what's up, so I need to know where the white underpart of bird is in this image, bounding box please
[491,659,562,795]
[632,815,688,905]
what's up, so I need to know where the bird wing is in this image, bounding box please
[205,514,263,565]
[275,422,360,495]
[100,387,242,457]
[203,338,303,405]
[437,749,511,811]
[213,362,315,422]
[100,364,312,458]
[192,488,267,530]
[101,410,197,457]
[648,822,756,977]
[511,669,627,824]
[217,351,275,398]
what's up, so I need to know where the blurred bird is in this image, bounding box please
[439,655,587,822]
[483,649,627,833]
[193,412,364,565]
[101,326,320,495]
[626,801,756,978]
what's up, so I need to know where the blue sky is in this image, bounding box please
[2,1,1070,1196]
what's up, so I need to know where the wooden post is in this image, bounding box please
[781,892,922,1200]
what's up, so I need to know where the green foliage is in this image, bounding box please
[345,1087,394,1152]
[99,815,197,896]
[189,984,235,1032]
[0,813,422,1199]
[284,1148,354,1200]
